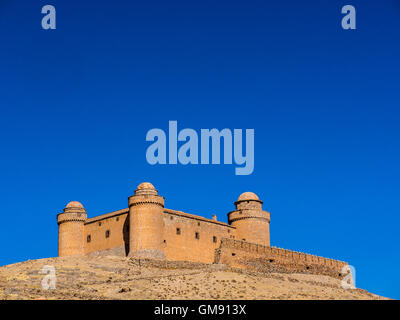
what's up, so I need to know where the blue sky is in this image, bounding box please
[0,0,399,299]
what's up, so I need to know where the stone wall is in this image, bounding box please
[84,209,129,255]
[162,209,236,263]
[81,207,238,263]
[58,184,348,280]
[57,208,87,256]
[215,238,348,279]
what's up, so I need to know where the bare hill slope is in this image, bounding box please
[0,255,387,300]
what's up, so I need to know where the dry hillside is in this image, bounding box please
[0,254,387,300]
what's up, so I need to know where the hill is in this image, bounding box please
[0,254,387,300]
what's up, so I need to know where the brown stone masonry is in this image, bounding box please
[215,238,348,279]
[57,182,349,278]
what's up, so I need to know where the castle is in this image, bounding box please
[57,182,348,278]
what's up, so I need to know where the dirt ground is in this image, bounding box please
[0,255,387,300]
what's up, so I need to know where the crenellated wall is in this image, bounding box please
[215,238,348,279]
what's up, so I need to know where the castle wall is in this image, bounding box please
[57,207,87,257]
[215,238,348,279]
[162,209,236,263]
[128,192,165,259]
[229,217,270,245]
[83,209,129,255]
[228,199,270,246]
[58,220,85,256]
[81,207,238,262]
[59,184,348,281]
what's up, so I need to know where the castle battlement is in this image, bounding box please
[57,182,348,278]
[215,238,347,278]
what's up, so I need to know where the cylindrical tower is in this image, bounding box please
[227,192,271,246]
[57,201,87,257]
[128,182,165,259]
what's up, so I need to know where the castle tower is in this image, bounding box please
[228,192,271,246]
[57,201,87,257]
[128,182,165,259]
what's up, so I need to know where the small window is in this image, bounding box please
[197,222,200,226]
[170,216,173,220]
[176,228,181,235]
[242,238,246,241]
[232,253,236,256]
[98,222,102,226]
[105,230,110,238]
[228,229,230,233]
[213,236,217,243]
[195,232,200,240]
[163,240,166,244]
[116,217,119,221]
[87,235,91,243]
[269,259,274,263]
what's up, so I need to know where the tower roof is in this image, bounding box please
[135,182,158,196]
[137,182,155,190]
[65,201,84,209]
[237,192,259,201]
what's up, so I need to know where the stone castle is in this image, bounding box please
[57,182,348,278]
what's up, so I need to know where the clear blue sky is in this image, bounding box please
[0,1,399,299]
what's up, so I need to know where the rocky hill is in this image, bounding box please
[0,254,387,300]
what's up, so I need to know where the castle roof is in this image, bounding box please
[137,182,155,190]
[135,182,158,196]
[237,192,259,201]
[66,201,84,209]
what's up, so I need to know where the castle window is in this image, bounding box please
[116,217,119,221]
[195,232,200,240]
[197,222,200,226]
[87,235,91,243]
[98,222,102,226]
[232,253,236,256]
[176,228,181,235]
[269,259,274,263]
[105,230,110,238]
[170,216,173,220]
[213,236,217,243]
[163,240,167,244]
[228,229,230,233]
